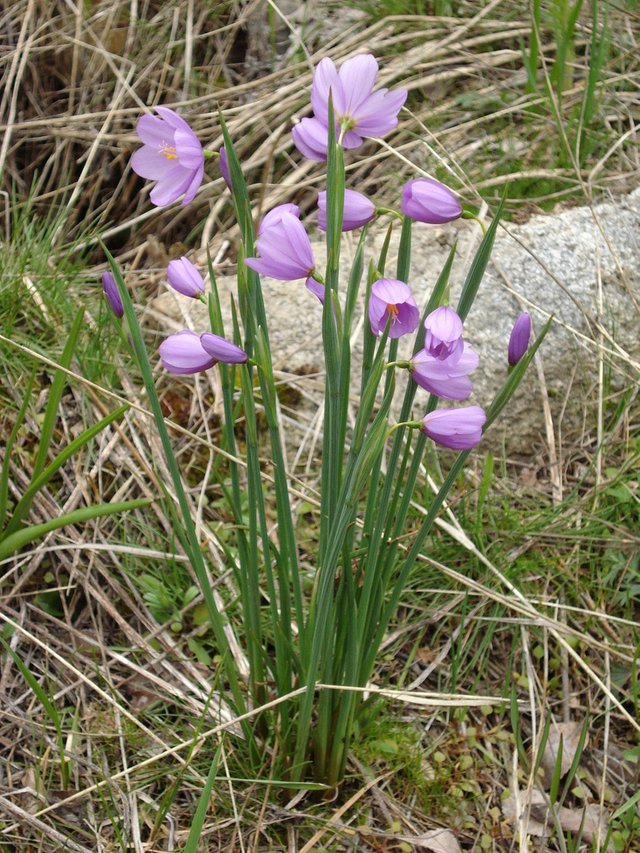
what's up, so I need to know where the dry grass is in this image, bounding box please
[1,0,639,850]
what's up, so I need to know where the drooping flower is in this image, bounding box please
[508,312,532,366]
[293,54,407,160]
[368,278,420,339]
[318,188,375,232]
[424,306,464,362]
[410,342,479,401]
[421,406,486,450]
[305,277,325,304]
[102,272,123,318]
[159,330,216,375]
[219,146,231,190]
[200,333,247,363]
[401,178,462,225]
[245,206,315,281]
[130,106,204,207]
[167,257,205,298]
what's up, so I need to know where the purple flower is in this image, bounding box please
[424,306,464,362]
[318,188,375,232]
[293,54,407,160]
[130,106,204,207]
[245,206,315,281]
[410,342,478,401]
[306,277,325,304]
[292,118,332,162]
[159,330,216,375]
[401,178,462,224]
[167,257,205,298]
[200,333,247,364]
[368,278,420,339]
[219,146,231,190]
[102,272,123,318]
[508,312,531,366]
[421,406,486,450]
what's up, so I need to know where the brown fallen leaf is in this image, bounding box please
[540,720,586,787]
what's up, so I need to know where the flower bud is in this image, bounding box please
[401,178,462,224]
[508,312,531,366]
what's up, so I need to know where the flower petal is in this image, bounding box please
[131,146,170,180]
[155,106,192,132]
[311,57,346,123]
[149,165,193,206]
[338,54,378,116]
[353,87,407,137]
[137,114,171,147]
[181,163,204,205]
[174,127,203,170]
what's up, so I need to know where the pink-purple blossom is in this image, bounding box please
[305,277,325,304]
[200,333,247,363]
[424,306,464,362]
[410,342,478,400]
[401,178,462,225]
[130,106,204,207]
[245,205,315,281]
[159,331,216,375]
[167,257,205,298]
[318,188,375,232]
[293,54,407,161]
[421,406,486,450]
[508,312,531,366]
[102,272,123,318]
[219,146,231,190]
[368,279,420,339]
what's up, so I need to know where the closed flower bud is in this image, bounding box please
[318,189,375,232]
[102,271,124,318]
[508,312,531,366]
[401,178,462,224]
[167,257,205,298]
[159,330,216,375]
[421,406,486,450]
[200,333,247,364]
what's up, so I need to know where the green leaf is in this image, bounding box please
[0,371,35,530]
[183,743,222,853]
[456,199,503,322]
[0,499,151,563]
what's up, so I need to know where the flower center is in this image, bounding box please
[159,142,178,161]
[386,303,399,320]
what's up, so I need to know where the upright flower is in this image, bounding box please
[293,54,407,161]
[318,188,375,232]
[368,279,419,339]
[159,331,216,375]
[130,106,204,207]
[421,406,486,450]
[245,205,315,281]
[167,257,205,299]
[508,312,532,366]
[410,343,479,401]
[424,306,464,362]
[102,272,123,318]
[401,178,462,225]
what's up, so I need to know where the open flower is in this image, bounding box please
[508,312,531,366]
[318,188,375,232]
[293,54,407,160]
[167,257,205,298]
[421,406,486,450]
[200,333,247,363]
[424,306,464,362]
[102,272,123,318]
[245,206,315,281]
[410,342,479,400]
[401,178,462,224]
[130,106,204,207]
[159,331,216,375]
[368,278,419,339]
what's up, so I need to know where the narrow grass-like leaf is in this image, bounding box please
[183,743,223,853]
[0,498,151,563]
[456,199,503,322]
[0,635,68,786]
[0,371,35,530]
[3,405,129,538]
[32,308,84,479]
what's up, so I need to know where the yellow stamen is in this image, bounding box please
[159,142,178,161]
[387,303,399,318]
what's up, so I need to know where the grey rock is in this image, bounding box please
[151,188,640,453]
